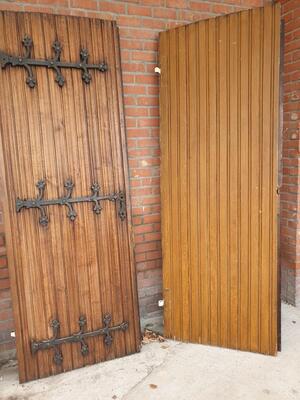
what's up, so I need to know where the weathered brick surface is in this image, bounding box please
[0,0,270,360]
[280,0,300,306]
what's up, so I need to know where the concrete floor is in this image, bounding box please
[0,303,299,400]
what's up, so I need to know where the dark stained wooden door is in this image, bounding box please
[0,11,140,382]
[159,3,281,355]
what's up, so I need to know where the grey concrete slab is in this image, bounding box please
[0,303,299,400]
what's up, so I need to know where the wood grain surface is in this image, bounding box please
[0,11,140,382]
[159,3,281,355]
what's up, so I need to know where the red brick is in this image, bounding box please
[166,0,187,8]
[98,1,125,13]
[132,51,157,62]
[124,85,146,95]
[0,342,16,353]
[135,242,158,254]
[127,128,151,137]
[122,62,145,72]
[36,0,68,5]
[143,40,158,51]
[153,8,177,19]
[241,0,262,6]
[137,259,161,272]
[120,28,158,40]
[140,0,163,5]
[124,97,137,106]
[286,18,300,34]
[121,50,131,61]
[70,0,97,10]
[144,214,161,224]
[118,15,142,27]
[144,232,161,242]
[136,97,157,106]
[0,279,10,290]
[0,256,7,267]
[120,39,144,50]
[0,319,14,331]
[189,1,211,12]
[142,18,166,30]
[0,2,25,11]
[0,268,9,279]
[127,4,152,16]
[0,289,11,300]
[148,86,159,95]
[135,75,158,85]
[211,4,234,14]
[137,118,159,128]
[126,107,149,117]
[0,309,13,321]
[134,224,154,234]
[285,39,300,54]
[145,250,162,261]
[282,0,300,15]
[125,118,137,128]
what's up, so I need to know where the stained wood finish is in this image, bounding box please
[0,12,140,382]
[159,3,281,355]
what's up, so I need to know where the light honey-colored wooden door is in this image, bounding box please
[159,3,281,355]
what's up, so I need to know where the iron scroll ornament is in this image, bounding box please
[16,179,126,226]
[0,36,108,88]
[31,314,129,365]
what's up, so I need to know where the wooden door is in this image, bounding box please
[0,12,140,382]
[159,3,281,355]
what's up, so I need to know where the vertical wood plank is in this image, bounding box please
[228,12,239,349]
[198,21,209,344]
[178,26,190,342]
[218,14,229,348]
[239,9,250,351]
[187,22,200,343]
[249,6,261,353]
[169,28,182,339]
[208,18,218,346]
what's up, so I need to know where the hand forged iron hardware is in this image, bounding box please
[0,36,108,88]
[16,179,126,227]
[31,313,129,365]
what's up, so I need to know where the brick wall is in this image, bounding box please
[280,0,300,306]
[0,0,269,361]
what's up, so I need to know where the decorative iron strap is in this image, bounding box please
[31,313,128,365]
[16,179,126,226]
[0,36,108,88]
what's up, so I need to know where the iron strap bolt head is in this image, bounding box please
[51,319,60,330]
[79,316,87,328]
[80,49,89,61]
[22,36,33,48]
[52,40,62,54]
[53,351,63,365]
[81,343,89,356]
[91,183,100,193]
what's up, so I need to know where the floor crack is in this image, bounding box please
[121,341,182,400]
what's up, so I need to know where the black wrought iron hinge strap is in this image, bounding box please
[16,179,126,226]
[31,313,128,365]
[0,36,108,88]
